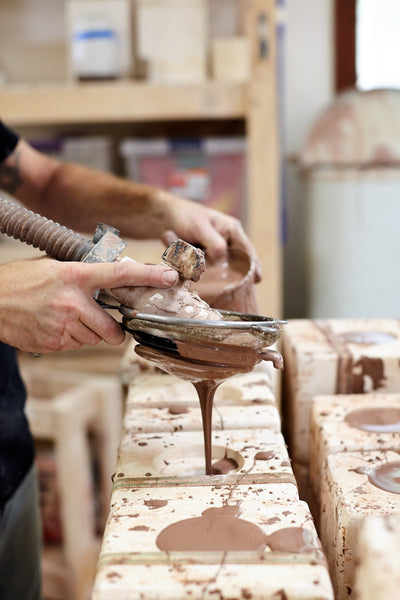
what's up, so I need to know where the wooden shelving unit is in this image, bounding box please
[0,0,281,317]
[0,81,247,126]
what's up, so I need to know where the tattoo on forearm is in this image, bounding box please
[0,151,23,194]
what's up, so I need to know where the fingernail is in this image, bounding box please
[163,270,179,284]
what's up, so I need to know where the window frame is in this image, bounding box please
[335,0,357,92]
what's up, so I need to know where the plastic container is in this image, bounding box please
[301,89,400,318]
[66,0,132,80]
[72,15,119,79]
[120,137,247,222]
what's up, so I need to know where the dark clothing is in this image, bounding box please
[0,343,34,507]
[0,466,41,600]
[0,121,35,507]
[0,121,19,162]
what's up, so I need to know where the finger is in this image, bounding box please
[209,217,263,283]
[63,320,103,347]
[65,261,179,293]
[195,221,228,259]
[161,230,179,247]
[78,299,126,346]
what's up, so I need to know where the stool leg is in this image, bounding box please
[55,389,98,600]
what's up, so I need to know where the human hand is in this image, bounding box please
[0,257,178,354]
[158,192,262,282]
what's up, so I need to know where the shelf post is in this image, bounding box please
[246,0,282,317]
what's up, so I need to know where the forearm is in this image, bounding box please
[45,162,175,237]
[15,157,171,239]
[4,137,260,273]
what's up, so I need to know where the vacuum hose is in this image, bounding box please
[0,196,93,261]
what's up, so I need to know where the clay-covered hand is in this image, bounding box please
[158,191,262,282]
[0,257,178,354]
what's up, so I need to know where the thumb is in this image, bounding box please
[73,260,179,292]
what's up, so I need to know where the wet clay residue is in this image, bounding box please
[255,451,276,461]
[344,407,400,433]
[211,457,238,475]
[315,323,389,394]
[168,405,189,415]
[156,504,266,552]
[351,357,387,392]
[192,249,257,314]
[264,527,317,554]
[156,503,317,555]
[156,505,265,552]
[354,461,400,494]
[340,331,391,392]
[144,499,168,510]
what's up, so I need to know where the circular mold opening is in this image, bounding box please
[339,331,396,345]
[153,444,245,477]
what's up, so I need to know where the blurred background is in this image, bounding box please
[2,1,400,321]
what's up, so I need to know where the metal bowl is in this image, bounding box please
[120,306,285,351]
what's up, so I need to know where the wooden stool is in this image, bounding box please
[23,368,122,600]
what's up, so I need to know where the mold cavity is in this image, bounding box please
[340,331,396,345]
[153,444,245,477]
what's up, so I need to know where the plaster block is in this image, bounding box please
[126,368,277,410]
[310,393,400,501]
[93,488,333,599]
[114,429,297,493]
[282,318,400,463]
[124,403,281,434]
[320,450,400,599]
[354,511,400,600]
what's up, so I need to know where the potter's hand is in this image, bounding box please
[0,257,178,354]
[159,192,262,282]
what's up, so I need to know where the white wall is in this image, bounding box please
[282,0,335,317]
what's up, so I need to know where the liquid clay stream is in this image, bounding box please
[119,238,283,475]
[135,342,280,475]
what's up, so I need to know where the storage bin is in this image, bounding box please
[120,137,247,222]
[30,136,112,172]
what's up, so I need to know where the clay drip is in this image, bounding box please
[355,461,400,494]
[344,407,400,433]
[156,504,267,552]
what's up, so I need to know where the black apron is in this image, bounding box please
[0,342,34,506]
[0,121,35,506]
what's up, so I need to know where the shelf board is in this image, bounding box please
[0,81,247,126]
